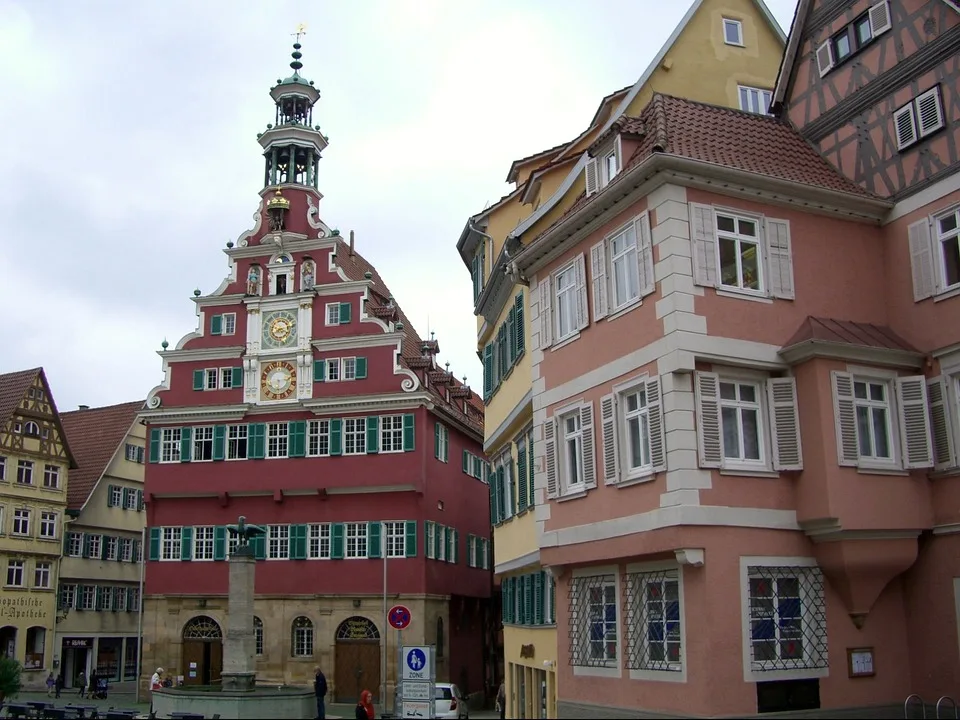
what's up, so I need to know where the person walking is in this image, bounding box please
[45,672,55,697]
[77,670,86,699]
[496,681,506,720]
[313,666,328,719]
[354,689,375,720]
[55,672,63,699]
[150,667,164,715]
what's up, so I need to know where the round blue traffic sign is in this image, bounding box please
[389,604,411,630]
[406,648,426,672]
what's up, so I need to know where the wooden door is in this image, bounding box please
[208,641,223,684]
[334,641,381,703]
[182,641,204,686]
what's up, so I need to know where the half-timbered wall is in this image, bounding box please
[782,0,960,198]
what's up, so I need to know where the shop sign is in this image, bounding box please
[0,595,48,620]
[63,638,92,649]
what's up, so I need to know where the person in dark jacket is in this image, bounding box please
[313,666,328,720]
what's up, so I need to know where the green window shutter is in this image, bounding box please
[434,525,442,559]
[180,427,193,462]
[501,583,509,623]
[434,423,441,460]
[211,314,223,336]
[339,302,352,324]
[213,425,226,461]
[368,522,382,558]
[148,429,161,463]
[517,445,528,512]
[489,473,499,525]
[528,436,535,508]
[515,293,525,356]
[107,485,117,507]
[535,573,545,625]
[355,357,368,379]
[527,575,536,624]
[252,534,266,560]
[249,423,266,459]
[496,467,505,521]
[443,430,449,463]
[405,521,417,557]
[462,450,470,473]
[95,586,104,611]
[402,414,415,452]
[330,419,343,455]
[289,420,306,458]
[452,530,459,564]
[148,528,161,561]
[121,488,131,509]
[180,527,194,561]
[507,307,517,365]
[366,417,380,454]
[314,359,326,382]
[291,525,308,560]
[193,369,205,391]
[213,527,226,561]
[331,523,345,559]
[231,367,243,387]
[482,344,493,398]
[137,490,145,511]
[507,578,516,623]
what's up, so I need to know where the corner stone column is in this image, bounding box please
[220,548,256,691]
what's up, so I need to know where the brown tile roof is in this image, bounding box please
[333,240,485,432]
[0,368,42,428]
[60,401,144,511]
[782,317,920,352]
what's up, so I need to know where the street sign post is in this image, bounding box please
[399,645,435,718]
[389,605,412,630]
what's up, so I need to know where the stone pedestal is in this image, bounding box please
[220,547,257,691]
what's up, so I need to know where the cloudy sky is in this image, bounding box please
[0,0,796,412]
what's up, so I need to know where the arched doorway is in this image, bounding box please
[334,616,381,704]
[0,626,16,658]
[181,616,223,686]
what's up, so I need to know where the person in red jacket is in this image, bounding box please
[354,689,375,720]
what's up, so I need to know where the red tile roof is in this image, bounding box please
[782,317,919,352]
[60,401,144,511]
[0,368,42,428]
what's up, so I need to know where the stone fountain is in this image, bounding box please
[152,517,314,719]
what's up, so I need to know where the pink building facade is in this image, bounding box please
[510,3,960,715]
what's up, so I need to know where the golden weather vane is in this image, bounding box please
[292,23,307,43]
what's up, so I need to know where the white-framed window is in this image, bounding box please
[480,538,489,570]
[894,85,946,151]
[741,558,828,678]
[325,303,341,326]
[308,524,331,559]
[326,358,341,382]
[105,536,118,560]
[437,526,447,562]
[539,254,588,349]
[59,584,76,610]
[716,212,762,292]
[425,522,436,560]
[832,370,932,471]
[12,509,30,536]
[935,208,960,292]
[87,534,102,558]
[254,617,264,655]
[467,536,476,567]
[560,410,584,492]
[79,585,96,611]
[590,214,654,323]
[267,422,289,458]
[569,568,619,672]
[344,418,366,455]
[125,489,140,511]
[114,587,128,611]
[6,560,24,587]
[219,367,234,389]
[380,415,404,453]
[161,428,182,463]
[384,521,406,558]
[67,532,83,557]
[120,538,133,562]
[161,527,182,561]
[345,523,368,559]
[222,312,236,336]
[342,357,357,381]
[0,457,5,481]
[39,512,57,539]
[436,423,449,463]
[192,426,215,462]
[205,368,219,390]
[446,528,456,562]
[623,383,652,474]
[227,425,248,460]
[738,85,771,115]
[43,465,60,489]
[307,420,331,457]
[23,421,40,436]
[720,380,765,466]
[110,486,123,507]
[194,526,215,561]
[555,262,580,341]
[624,565,684,677]
[544,402,596,499]
[601,375,667,486]
[602,147,619,186]
[125,443,145,463]
[723,17,743,46]
[16,460,33,485]
[292,616,314,657]
[268,525,290,559]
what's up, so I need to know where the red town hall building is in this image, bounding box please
[140,43,493,703]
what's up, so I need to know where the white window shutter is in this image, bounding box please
[868,0,892,36]
[538,276,553,348]
[695,371,722,468]
[908,219,936,301]
[764,219,795,300]
[590,240,609,321]
[575,254,589,331]
[831,371,860,466]
[915,86,945,138]
[585,158,599,197]
[544,418,558,499]
[894,105,918,150]
[580,402,596,489]
[896,375,934,469]
[600,394,619,485]
[613,135,623,176]
[647,376,667,473]
[637,212,656,298]
[766,377,803,471]
[927,376,958,471]
[689,203,718,287]
[816,40,834,77]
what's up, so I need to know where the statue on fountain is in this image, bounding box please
[226,516,266,553]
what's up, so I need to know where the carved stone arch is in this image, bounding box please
[181,615,223,640]
[335,616,380,641]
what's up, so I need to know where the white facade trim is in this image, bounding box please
[157,347,245,363]
[886,169,960,223]
[311,332,406,353]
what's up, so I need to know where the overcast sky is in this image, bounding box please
[0,0,796,412]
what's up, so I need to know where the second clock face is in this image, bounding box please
[260,360,297,401]
[262,310,297,349]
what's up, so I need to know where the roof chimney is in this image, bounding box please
[349,229,355,257]
[78,405,89,410]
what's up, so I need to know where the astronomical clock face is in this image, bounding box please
[262,310,297,349]
[260,360,297,401]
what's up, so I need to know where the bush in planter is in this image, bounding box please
[0,656,22,703]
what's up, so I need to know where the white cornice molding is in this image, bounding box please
[227,237,337,259]
[192,294,247,307]
[302,392,433,415]
[933,522,960,535]
[326,484,417,495]
[157,346,245,363]
[313,279,373,298]
[139,404,250,424]
[779,340,924,370]
[243,291,316,309]
[311,332,405,353]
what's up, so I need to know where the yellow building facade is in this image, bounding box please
[456,1,785,716]
[0,368,75,689]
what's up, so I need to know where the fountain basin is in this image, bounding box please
[152,684,315,719]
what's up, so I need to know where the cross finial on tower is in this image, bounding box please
[292,23,307,43]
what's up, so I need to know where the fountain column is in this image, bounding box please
[220,545,257,691]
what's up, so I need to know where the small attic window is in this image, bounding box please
[723,18,744,46]
[274,254,292,264]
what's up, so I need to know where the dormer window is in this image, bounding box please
[267,253,295,297]
[586,135,622,197]
[603,151,619,185]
